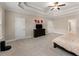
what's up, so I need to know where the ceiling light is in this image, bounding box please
[48,2,66,10]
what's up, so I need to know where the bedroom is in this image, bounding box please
[0,2,79,56]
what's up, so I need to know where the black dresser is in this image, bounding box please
[34,29,45,37]
[33,24,45,38]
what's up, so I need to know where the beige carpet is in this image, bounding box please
[0,33,73,56]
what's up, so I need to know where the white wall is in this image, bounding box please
[5,11,49,41]
[5,9,79,42]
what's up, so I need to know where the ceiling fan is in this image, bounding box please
[48,2,66,10]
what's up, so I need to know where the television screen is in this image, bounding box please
[36,24,42,29]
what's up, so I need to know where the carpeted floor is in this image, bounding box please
[0,33,73,56]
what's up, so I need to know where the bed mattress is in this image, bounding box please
[52,33,79,55]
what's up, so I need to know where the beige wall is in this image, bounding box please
[53,17,68,34]
[52,14,79,34]
[0,6,5,41]
[5,11,15,41]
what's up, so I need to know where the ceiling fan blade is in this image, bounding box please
[54,2,58,4]
[59,4,66,6]
[48,6,54,7]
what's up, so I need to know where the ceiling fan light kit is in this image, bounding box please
[48,2,66,10]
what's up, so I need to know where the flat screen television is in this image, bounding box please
[36,24,42,29]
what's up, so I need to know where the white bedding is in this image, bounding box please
[52,32,79,55]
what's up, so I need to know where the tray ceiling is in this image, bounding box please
[0,2,79,18]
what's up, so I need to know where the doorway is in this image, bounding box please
[68,20,77,33]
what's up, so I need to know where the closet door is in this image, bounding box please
[15,17,26,39]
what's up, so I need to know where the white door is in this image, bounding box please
[47,20,54,34]
[68,20,77,33]
[15,17,26,39]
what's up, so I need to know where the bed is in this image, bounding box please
[52,32,79,56]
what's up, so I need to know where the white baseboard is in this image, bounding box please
[6,32,65,43]
[6,36,33,43]
[53,31,66,35]
[6,39,17,43]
